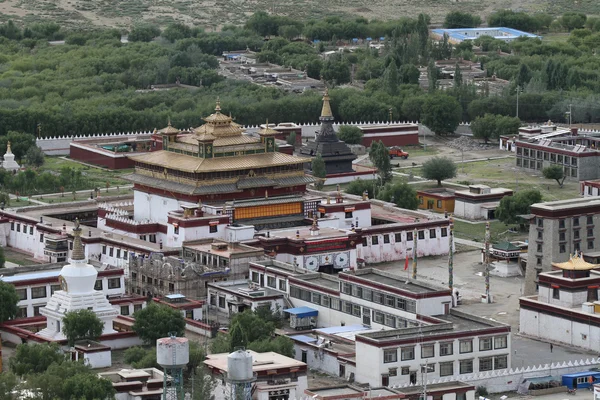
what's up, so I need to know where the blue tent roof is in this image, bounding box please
[366,37,373,41]
[352,38,359,42]
[380,37,385,41]
[284,306,318,318]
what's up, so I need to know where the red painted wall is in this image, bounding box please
[362,133,419,148]
[70,146,134,170]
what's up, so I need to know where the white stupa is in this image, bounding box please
[38,220,118,341]
[1,141,20,172]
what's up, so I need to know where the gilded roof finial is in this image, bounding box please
[6,141,12,155]
[321,88,333,118]
[71,218,85,261]
[167,117,172,127]
[215,97,221,112]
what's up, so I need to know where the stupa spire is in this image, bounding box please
[6,141,12,154]
[320,88,333,119]
[215,97,221,112]
[71,219,85,261]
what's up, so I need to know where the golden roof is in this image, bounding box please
[158,120,180,135]
[258,119,279,136]
[178,133,259,147]
[130,150,310,173]
[196,131,217,142]
[321,88,333,118]
[552,252,599,271]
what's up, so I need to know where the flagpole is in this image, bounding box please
[448,217,454,293]
[412,228,418,279]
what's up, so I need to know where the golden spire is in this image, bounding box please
[215,97,221,112]
[167,117,172,127]
[71,219,85,261]
[321,88,333,118]
[6,141,12,155]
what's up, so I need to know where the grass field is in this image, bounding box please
[407,158,582,203]
[452,219,527,243]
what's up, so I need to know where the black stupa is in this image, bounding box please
[301,89,357,174]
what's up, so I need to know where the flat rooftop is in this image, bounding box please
[398,381,473,395]
[307,386,363,397]
[343,268,448,294]
[184,241,262,258]
[204,350,305,372]
[358,310,508,342]
[208,280,283,298]
[292,273,340,291]
[532,197,600,212]
[269,226,350,240]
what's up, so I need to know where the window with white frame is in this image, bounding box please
[267,276,276,288]
[374,311,384,324]
[401,347,415,361]
[459,359,473,374]
[494,336,508,349]
[479,337,492,351]
[278,280,287,292]
[439,362,454,377]
[479,357,493,371]
[421,344,434,358]
[459,340,473,353]
[384,349,398,363]
[439,342,453,356]
[31,286,47,299]
[494,355,508,369]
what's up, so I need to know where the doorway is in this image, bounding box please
[410,371,417,384]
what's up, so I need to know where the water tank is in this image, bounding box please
[156,337,189,368]
[227,350,253,381]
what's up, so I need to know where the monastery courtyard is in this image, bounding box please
[375,249,599,370]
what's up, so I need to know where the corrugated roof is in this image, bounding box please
[274,175,316,187]
[552,253,598,271]
[123,173,196,194]
[130,151,309,173]
[237,177,274,189]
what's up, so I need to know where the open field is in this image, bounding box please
[0,0,599,30]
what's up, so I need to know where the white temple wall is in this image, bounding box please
[520,308,600,352]
[83,350,112,369]
[293,343,340,377]
[6,221,40,257]
[133,191,180,225]
[327,208,371,230]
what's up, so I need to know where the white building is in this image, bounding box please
[98,368,165,400]
[520,253,600,352]
[204,350,308,400]
[38,220,119,341]
[453,185,513,220]
[354,310,511,388]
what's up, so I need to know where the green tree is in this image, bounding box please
[128,24,161,42]
[496,189,542,226]
[62,309,104,347]
[337,125,364,144]
[453,63,463,88]
[398,64,420,85]
[26,360,114,400]
[248,336,294,357]
[401,96,426,121]
[422,157,457,186]
[0,372,18,400]
[0,132,36,163]
[421,94,462,135]
[286,131,297,146]
[210,333,232,354]
[346,179,373,197]
[186,362,216,400]
[124,346,147,365]
[132,302,186,345]
[378,181,419,210]
[543,165,567,187]
[321,55,351,86]
[369,141,392,184]
[560,12,587,31]
[311,153,327,190]
[427,59,439,92]
[229,323,248,350]
[0,281,19,322]
[25,145,45,167]
[470,114,521,144]
[382,62,399,95]
[444,11,482,29]
[9,343,63,376]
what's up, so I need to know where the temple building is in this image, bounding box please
[125,99,314,229]
[38,220,119,341]
[520,252,600,352]
[300,89,356,175]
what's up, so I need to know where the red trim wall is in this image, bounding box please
[361,133,419,148]
[134,184,306,203]
[517,141,600,158]
[9,269,124,288]
[70,146,134,170]
[520,297,600,327]
[338,273,452,299]
[355,326,511,347]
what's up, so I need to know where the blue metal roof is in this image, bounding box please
[563,371,600,378]
[289,335,317,344]
[431,27,539,43]
[284,306,318,318]
[314,325,368,334]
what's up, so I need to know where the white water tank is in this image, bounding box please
[227,350,253,381]
[156,336,189,368]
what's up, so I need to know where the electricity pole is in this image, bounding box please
[516,86,520,119]
[448,218,454,296]
[484,221,491,303]
[412,228,418,279]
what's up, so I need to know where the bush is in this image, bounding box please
[475,386,488,397]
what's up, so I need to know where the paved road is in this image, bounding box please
[455,237,485,249]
